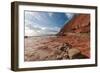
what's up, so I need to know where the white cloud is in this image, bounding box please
[48,12,53,17]
[25,25,60,36]
[25,11,36,16]
[25,20,33,26]
[65,13,74,19]
[25,11,41,21]
[25,27,38,36]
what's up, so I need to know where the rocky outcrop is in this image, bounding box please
[58,14,90,36]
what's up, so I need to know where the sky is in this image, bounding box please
[25,11,74,36]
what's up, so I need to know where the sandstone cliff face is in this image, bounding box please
[58,14,90,35]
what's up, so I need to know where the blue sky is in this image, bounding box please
[25,11,74,36]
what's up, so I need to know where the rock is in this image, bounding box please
[58,14,90,36]
[53,43,72,60]
[25,36,28,38]
[58,43,72,52]
[72,53,88,59]
[68,48,80,59]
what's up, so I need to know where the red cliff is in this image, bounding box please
[58,14,90,36]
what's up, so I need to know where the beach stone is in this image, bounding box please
[68,48,80,59]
